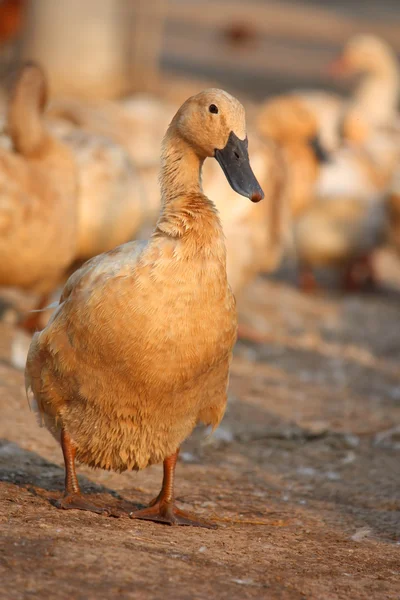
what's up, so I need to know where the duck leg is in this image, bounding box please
[53,430,110,515]
[298,264,319,293]
[130,450,216,529]
[343,255,376,291]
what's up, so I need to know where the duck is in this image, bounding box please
[328,34,400,130]
[0,61,77,324]
[264,35,399,162]
[25,89,264,527]
[256,94,327,219]
[294,190,388,291]
[292,123,394,291]
[293,40,400,292]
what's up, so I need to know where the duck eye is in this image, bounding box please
[209,104,219,114]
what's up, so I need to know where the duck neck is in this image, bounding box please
[153,128,225,257]
[8,73,49,157]
[354,61,400,127]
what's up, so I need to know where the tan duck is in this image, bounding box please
[266,36,399,159]
[257,94,326,219]
[294,192,388,290]
[25,89,264,527]
[293,137,392,291]
[0,62,77,309]
[329,34,400,130]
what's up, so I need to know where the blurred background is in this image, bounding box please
[0,0,399,100]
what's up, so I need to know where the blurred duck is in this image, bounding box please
[26,89,263,526]
[269,35,400,157]
[294,34,400,291]
[328,34,400,130]
[294,191,387,291]
[0,62,77,324]
[293,132,392,291]
[256,36,400,292]
[257,94,327,219]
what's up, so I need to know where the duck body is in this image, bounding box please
[49,122,147,260]
[28,211,236,472]
[0,63,77,294]
[26,89,263,525]
[294,193,387,270]
[0,142,76,291]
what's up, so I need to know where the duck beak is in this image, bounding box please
[215,132,264,202]
[309,135,330,163]
[326,56,350,77]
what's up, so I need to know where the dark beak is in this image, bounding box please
[309,135,330,164]
[215,131,264,202]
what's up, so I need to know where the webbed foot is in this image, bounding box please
[130,501,217,529]
[52,493,112,516]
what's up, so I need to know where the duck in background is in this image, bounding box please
[0,62,77,335]
[293,106,394,292]
[256,95,328,224]
[25,89,263,526]
[256,35,400,293]
[293,35,400,292]
[328,34,400,130]
[266,35,399,166]
[328,35,400,194]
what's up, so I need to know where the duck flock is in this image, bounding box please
[1,34,400,525]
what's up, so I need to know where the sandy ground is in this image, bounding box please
[0,262,400,600]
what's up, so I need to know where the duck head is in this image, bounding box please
[257,95,330,163]
[328,35,397,77]
[174,89,264,202]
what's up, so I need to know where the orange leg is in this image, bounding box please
[53,430,110,515]
[130,450,216,529]
[343,255,376,292]
[298,265,319,293]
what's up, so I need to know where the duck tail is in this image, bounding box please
[7,61,49,156]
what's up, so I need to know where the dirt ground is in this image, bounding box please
[0,255,400,600]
